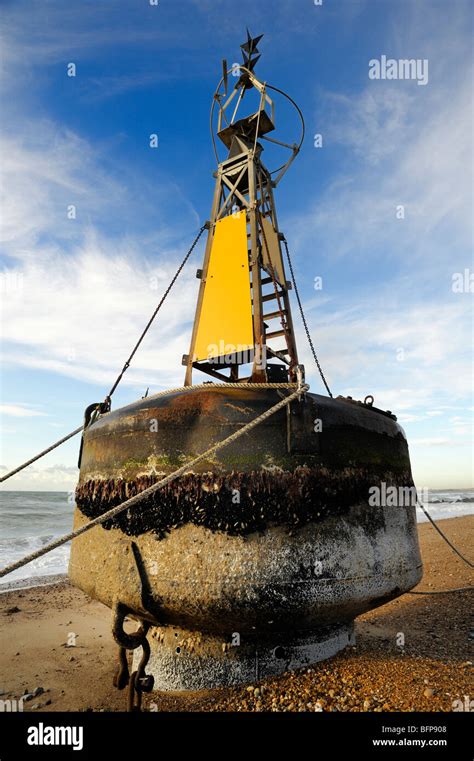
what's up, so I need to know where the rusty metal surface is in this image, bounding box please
[74,389,413,538]
[78,389,411,482]
[68,387,421,636]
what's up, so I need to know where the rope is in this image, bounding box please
[282,237,333,398]
[115,381,300,412]
[148,382,297,395]
[0,384,309,579]
[0,426,83,484]
[104,223,207,404]
[0,384,299,486]
[0,225,207,486]
[417,502,473,568]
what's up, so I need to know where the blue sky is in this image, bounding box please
[0,0,472,490]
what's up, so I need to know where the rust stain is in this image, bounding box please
[222,402,254,414]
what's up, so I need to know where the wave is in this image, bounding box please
[0,490,472,585]
[0,532,71,587]
[426,496,474,504]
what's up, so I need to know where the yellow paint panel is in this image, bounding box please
[194,213,253,361]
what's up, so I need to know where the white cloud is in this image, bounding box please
[0,123,126,255]
[1,229,203,389]
[0,404,47,418]
[0,463,77,492]
[296,294,472,405]
[0,0,471,491]
[0,114,203,390]
[299,69,472,266]
[287,4,472,417]
[410,437,452,447]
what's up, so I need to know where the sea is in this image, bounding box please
[0,489,473,589]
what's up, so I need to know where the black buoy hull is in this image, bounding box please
[68,387,422,685]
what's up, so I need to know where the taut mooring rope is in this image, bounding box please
[416,500,473,568]
[0,384,299,485]
[0,426,84,484]
[0,384,309,579]
[0,224,208,486]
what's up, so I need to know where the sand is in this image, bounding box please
[0,516,472,712]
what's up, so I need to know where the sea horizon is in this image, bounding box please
[1,488,473,588]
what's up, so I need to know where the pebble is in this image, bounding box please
[424,688,434,698]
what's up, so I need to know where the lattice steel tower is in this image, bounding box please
[184,31,305,385]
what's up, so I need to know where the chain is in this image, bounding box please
[112,602,154,712]
[104,223,207,407]
[127,637,154,712]
[0,226,208,486]
[282,237,333,398]
[257,210,288,335]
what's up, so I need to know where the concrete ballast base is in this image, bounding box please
[133,622,355,691]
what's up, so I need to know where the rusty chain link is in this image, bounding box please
[112,602,155,712]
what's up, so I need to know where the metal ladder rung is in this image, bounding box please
[266,329,287,340]
[263,309,287,320]
[260,292,284,303]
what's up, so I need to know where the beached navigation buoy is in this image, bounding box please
[68,31,422,696]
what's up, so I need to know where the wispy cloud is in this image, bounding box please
[0,0,472,490]
[0,463,77,491]
[0,115,204,390]
[0,404,47,418]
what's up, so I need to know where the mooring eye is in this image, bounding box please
[273,646,286,659]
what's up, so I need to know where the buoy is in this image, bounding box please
[68,31,422,696]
